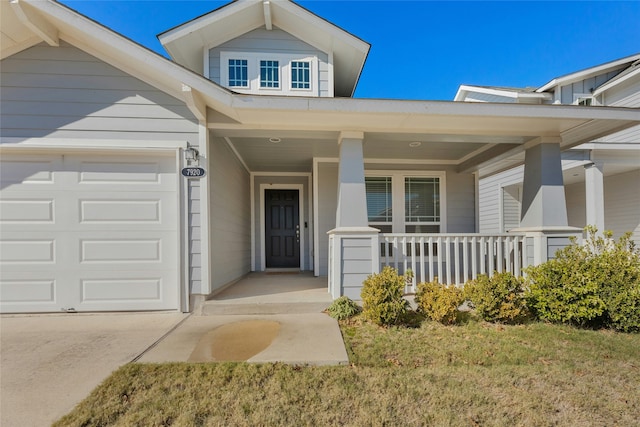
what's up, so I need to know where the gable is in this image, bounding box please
[208,26,331,97]
[0,41,198,143]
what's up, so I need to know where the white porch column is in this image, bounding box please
[328,131,380,299]
[515,137,580,265]
[336,131,368,227]
[584,161,605,233]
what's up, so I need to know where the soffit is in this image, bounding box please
[212,99,640,173]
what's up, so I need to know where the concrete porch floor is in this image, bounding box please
[198,272,333,315]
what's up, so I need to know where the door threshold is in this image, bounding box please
[265,268,301,274]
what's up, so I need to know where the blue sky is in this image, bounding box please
[60,1,640,100]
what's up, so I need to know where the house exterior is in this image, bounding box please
[455,55,640,244]
[1,0,638,313]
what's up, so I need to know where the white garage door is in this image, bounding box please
[0,152,180,313]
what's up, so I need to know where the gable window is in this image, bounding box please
[260,60,280,88]
[365,177,393,233]
[228,59,248,87]
[220,51,318,96]
[291,61,311,89]
[365,172,445,234]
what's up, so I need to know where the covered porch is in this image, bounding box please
[196,97,639,301]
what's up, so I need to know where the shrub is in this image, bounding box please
[327,296,361,320]
[360,267,409,326]
[414,279,464,325]
[464,272,529,324]
[525,227,640,331]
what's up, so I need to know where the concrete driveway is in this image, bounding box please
[0,312,188,427]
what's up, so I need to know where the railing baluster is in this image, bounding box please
[463,236,469,283]
[454,236,460,285]
[428,236,434,283]
[419,236,425,285]
[497,236,503,273]
[471,236,477,280]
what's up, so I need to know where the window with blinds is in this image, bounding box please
[405,177,440,233]
[365,177,392,232]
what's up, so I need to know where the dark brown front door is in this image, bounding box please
[265,189,300,268]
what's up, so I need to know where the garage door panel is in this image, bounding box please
[67,155,177,192]
[0,198,55,223]
[0,155,62,188]
[76,192,176,230]
[76,271,177,311]
[0,278,57,303]
[0,152,180,313]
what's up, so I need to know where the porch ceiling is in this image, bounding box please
[212,129,529,173]
[210,98,639,174]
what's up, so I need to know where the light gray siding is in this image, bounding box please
[317,162,339,275]
[478,166,524,233]
[445,169,476,232]
[1,42,204,299]
[502,185,522,232]
[208,27,330,97]
[210,136,252,291]
[565,181,586,229]
[253,175,312,271]
[604,170,640,243]
[594,77,640,143]
[559,69,624,104]
[1,42,199,142]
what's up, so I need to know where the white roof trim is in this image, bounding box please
[536,53,640,93]
[455,85,550,102]
[592,66,640,96]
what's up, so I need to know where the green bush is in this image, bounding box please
[525,227,640,331]
[327,296,361,320]
[464,272,529,324]
[360,267,409,326]
[414,279,464,325]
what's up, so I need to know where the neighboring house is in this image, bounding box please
[1,0,638,313]
[455,55,640,244]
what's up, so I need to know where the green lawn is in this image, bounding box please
[55,319,640,426]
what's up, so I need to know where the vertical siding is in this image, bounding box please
[604,170,640,244]
[210,136,251,291]
[208,27,330,97]
[317,162,339,275]
[0,42,198,142]
[253,175,312,270]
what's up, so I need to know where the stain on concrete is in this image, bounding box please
[188,320,281,362]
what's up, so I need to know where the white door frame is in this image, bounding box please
[259,183,305,271]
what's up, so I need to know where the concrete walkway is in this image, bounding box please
[0,274,349,426]
[137,313,349,365]
[0,312,188,427]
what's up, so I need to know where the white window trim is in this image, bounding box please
[573,93,595,106]
[365,170,447,233]
[220,51,318,96]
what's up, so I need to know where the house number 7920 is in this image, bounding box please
[181,167,206,178]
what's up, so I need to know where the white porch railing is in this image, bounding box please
[379,233,527,293]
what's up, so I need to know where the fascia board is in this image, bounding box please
[158,0,257,45]
[25,0,238,120]
[536,53,640,93]
[592,67,640,96]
